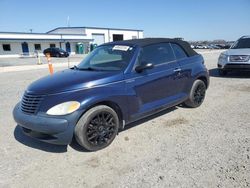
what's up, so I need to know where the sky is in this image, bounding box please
[0,0,249,41]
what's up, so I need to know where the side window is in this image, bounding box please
[140,43,175,65]
[171,43,187,59]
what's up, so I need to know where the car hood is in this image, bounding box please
[27,69,123,95]
[223,48,250,56]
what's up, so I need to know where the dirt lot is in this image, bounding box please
[0,50,249,188]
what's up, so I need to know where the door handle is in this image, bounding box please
[174,68,181,72]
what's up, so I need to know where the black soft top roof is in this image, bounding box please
[101,38,198,57]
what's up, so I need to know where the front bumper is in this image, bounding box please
[218,57,250,71]
[218,63,250,71]
[13,102,82,145]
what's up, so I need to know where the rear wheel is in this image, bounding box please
[74,105,119,151]
[184,80,206,108]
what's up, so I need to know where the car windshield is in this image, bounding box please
[76,44,136,71]
[231,38,250,49]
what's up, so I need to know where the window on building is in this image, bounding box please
[171,43,187,59]
[113,34,123,41]
[34,44,41,50]
[132,36,137,39]
[50,44,56,48]
[140,43,175,65]
[3,44,11,51]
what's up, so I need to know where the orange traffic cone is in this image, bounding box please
[48,62,54,75]
[45,53,54,75]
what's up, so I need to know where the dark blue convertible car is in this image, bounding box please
[13,38,209,151]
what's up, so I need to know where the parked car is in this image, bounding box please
[217,36,250,75]
[13,38,209,151]
[43,47,69,57]
[214,44,223,49]
[195,45,208,49]
[223,44,231,49]
[207,44,220,49]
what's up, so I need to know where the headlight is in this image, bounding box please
[219,54,226,59]
[219,53,229,61]
[47,101,80,115]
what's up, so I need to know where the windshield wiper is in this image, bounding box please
[73,66,100,71]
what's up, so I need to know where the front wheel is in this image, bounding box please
[74,105,119,151]
[184,80,206,108]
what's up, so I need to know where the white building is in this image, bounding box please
[0,27,143,58]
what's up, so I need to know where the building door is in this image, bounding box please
[21,42,29,54]
[66,42,71,52]
[113,34,124,41]
[92,34,105,45]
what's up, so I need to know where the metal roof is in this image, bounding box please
[47,26,143,33]
[0,32,92,41]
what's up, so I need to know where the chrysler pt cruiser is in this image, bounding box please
[13,38,209,151]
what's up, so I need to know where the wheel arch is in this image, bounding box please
[196,76,208,88]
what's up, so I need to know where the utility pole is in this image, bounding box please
[67,16,70,27]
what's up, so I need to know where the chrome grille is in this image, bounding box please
[21,92,44,114]
[229,55,250,62]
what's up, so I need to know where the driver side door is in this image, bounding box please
[126,43,184,121]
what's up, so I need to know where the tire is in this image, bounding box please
[218,69,227,76]
[184,80,206,108]
[74,105,119,151]
[56,53,60,58]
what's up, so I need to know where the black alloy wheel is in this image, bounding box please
[86,111,116,147]
[74,105,119,151]
[184,79,206,108]
[193,83,206,105]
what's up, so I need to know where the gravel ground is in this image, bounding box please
[0,50,249,188]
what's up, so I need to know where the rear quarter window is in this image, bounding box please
[171,43,188,60]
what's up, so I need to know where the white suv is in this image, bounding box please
[217,36,250,75]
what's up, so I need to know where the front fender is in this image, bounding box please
[39,81,129,123]
[79,87,129,121]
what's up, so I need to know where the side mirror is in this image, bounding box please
[135,62,154,73]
